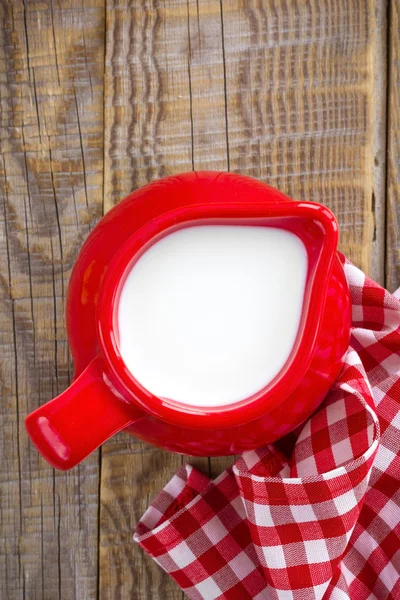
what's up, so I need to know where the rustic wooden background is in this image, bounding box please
[0,1,398,598]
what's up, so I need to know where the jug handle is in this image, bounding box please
[25,355,144,470]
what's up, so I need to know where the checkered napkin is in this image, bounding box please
[134,258,400,599]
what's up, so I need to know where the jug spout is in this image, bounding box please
[25,356,144,470]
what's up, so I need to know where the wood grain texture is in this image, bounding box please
[387,1,400,292]
[0,1,105,598]
[221,0,377,272]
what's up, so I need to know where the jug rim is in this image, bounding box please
[96,196,339,430]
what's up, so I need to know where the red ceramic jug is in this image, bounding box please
[25,172,351,470]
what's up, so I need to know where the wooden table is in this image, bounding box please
[0,1,399,598]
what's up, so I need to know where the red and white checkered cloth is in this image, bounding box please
[134,257,400,599]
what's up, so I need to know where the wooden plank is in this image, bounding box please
[0,1,105,598]
[100,2,238,596]
[101,3,226,599]
[221,0,377,273]
[101,2,379,599]
[386,1,400,292]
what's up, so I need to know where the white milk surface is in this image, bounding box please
[117,225,308,407]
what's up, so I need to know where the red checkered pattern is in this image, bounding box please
[134,258,400,599]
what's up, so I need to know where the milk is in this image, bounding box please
[117,225,308,407]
